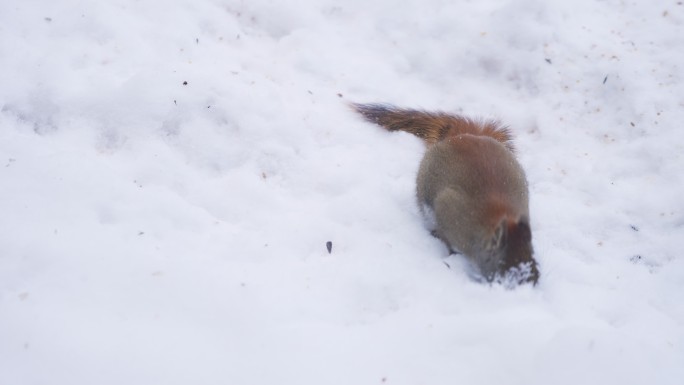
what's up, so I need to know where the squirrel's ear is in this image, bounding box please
[488,219,508,251]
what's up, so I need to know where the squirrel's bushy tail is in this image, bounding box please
[352,103,514,151]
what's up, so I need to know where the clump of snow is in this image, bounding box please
[492,262,538,289]
[1,1,683,384]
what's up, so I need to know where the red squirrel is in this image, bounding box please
[353,103,539,285]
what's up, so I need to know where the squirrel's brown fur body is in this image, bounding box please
[353,103,539,285]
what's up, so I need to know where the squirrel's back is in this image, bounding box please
[353,103,538,285]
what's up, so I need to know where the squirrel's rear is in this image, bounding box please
[353,103,539,285]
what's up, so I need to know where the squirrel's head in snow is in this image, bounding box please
[479,217,538,286]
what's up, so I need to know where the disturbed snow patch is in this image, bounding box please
[493,261,538,289]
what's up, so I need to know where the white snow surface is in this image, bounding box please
[1,1,683,384]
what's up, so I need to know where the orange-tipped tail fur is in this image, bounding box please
[352,103,515,151]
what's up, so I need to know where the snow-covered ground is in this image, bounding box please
[1,0,683,384]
